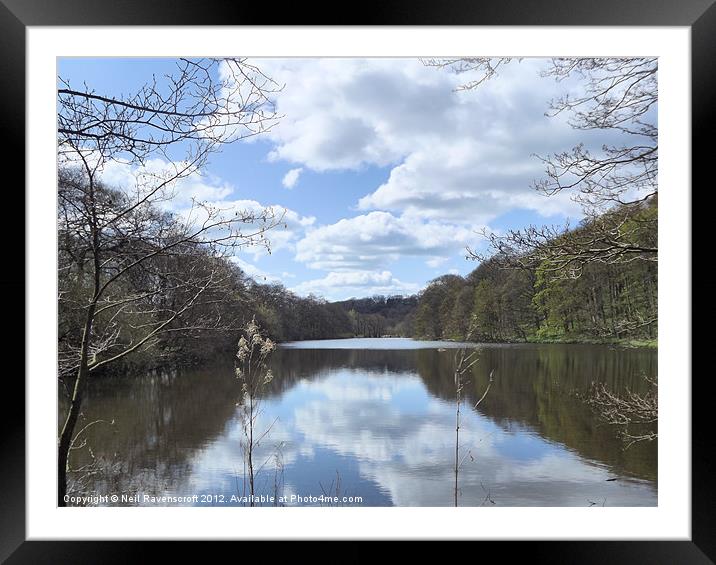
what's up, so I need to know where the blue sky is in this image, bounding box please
[58,57,625,301]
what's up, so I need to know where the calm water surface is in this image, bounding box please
[65,338,657,506]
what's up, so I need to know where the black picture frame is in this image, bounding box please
[3,0,707,562]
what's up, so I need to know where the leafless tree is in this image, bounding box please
[469,199,657,280]
[425,57,658,278]
[420,57,516,91]
[57,58,284,506]
[535,58,657,207]
[452,344,493,507]
[58,58,281,167]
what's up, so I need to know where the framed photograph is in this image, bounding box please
[5,0,707,561]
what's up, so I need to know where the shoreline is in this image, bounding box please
[324,335,658,349]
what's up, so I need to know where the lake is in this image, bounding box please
[63,338,657,506]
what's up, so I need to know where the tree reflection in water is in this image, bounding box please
[60,341,657,506]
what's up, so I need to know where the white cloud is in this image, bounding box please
[357,142,583,223]
[426,257,449,268]
[290,270,421,300]
[229,257,282,283]
[282,167,303,189]
[255,57,625,226]
[259,58,421,171]
[78,156,316,261]
[294,211,474,271]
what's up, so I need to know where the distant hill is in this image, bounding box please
[332,295,418,337]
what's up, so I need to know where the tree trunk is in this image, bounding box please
[58,303,95,507]
[57,366,88,506]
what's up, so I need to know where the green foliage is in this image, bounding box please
[336,295,417,337]
[412,200,657,344]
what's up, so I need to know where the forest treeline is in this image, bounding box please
[59,170,656,380]
[58,170,346,374]
[260,197,658,346]
[413,198,658,344]
[58,169,418,374]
